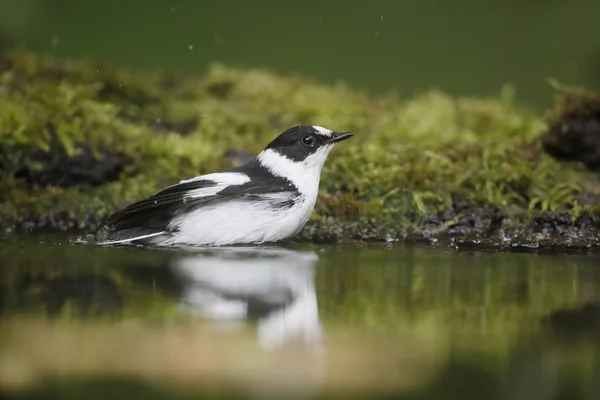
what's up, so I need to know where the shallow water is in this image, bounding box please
[1,235,599,399]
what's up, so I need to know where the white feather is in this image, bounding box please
[182,172,250,198]
[98,231,166,245]
[311,125,333,137]
[257,146,334,196]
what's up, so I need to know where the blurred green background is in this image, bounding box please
[1,0,599,110]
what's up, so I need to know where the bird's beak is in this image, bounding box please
[327,132,354,144]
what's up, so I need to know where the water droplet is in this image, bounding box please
[96,68,100,73]
[51,36,60,46]
[118,83,122,88]
[188,44,194,50]
[156,118,161,123]
[380,16,384,20]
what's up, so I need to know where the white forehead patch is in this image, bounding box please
[311,125,333,137]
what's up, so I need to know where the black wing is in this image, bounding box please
[103,173,298,240]
[105,178,218,234]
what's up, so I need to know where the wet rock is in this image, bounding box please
[542,89,600,171]
[419,204,503,237]
[531,211,576,233]
[3,143,130,189]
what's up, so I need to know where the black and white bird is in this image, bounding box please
[99,125,353,246]
[173,247,322,350]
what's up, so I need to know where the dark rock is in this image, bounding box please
[542,92,600,171]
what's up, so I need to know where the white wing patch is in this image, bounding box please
[183,172,250,199]
[311,125,333,137]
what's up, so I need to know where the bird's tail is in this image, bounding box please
[96,227,168,246]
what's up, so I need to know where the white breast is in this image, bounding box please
[162,193,315,246]
[257,147,333,196]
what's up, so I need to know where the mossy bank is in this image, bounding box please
[1,50,600,249]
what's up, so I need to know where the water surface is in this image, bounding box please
[1,236,599,399]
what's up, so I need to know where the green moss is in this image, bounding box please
[1,50,599,245]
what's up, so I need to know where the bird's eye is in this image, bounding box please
[302,135,315,147]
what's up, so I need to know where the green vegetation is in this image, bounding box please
[1,51,599,246]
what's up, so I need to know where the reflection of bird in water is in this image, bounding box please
[171,247,322,350]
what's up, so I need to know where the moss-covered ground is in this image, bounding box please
[1,50,599,247]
